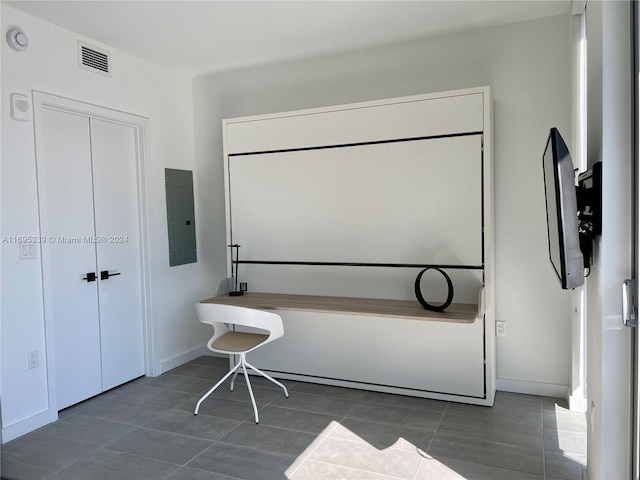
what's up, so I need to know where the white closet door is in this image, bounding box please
[39,109,102,409]
[90,119,144,390]
[38,109,145,409]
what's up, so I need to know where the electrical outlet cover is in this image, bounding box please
[28,349,39,369]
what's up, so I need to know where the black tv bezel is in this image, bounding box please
[542,128,584,290]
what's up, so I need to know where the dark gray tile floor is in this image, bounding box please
[1,356,587,480]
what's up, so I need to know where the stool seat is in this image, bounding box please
[212,332,269,352]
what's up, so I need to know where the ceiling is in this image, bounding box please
[4,0,571,77]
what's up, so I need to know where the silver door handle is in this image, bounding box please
[623,279,637,327]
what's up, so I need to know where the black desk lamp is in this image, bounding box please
[228,244,243,296]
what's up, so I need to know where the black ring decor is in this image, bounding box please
[414,267,454,312]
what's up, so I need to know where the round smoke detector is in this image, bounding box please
[7,28,28,51]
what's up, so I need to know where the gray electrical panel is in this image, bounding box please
[165,168,197,266]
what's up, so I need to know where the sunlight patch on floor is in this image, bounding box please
[284,420,467,480]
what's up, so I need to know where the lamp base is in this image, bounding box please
[229,291,244,297]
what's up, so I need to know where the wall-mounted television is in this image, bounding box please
[542,128,584,289]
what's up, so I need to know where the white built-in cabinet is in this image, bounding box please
[34,93,146,410]
[219,87,495,405]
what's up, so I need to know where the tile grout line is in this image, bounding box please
[282,392,365,479]
[425,401,448,452]
[411,401,450,480]
[422,394,548,478]
[101,427,215,468]
[30,409,145,434]
[280,434,330,479]
[3,415,143,475]
[340,394,363,422]
[40,447,183,480]
[2,455,63,479]
[193,434,305,478]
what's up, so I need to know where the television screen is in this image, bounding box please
[542,128,584,289]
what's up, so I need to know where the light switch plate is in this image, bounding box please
[19,243,37,260]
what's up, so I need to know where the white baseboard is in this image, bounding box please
[496,377,568,399]
[2,408,57,444]
[158,345,218,375]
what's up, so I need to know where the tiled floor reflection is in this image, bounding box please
[1,356,587,480]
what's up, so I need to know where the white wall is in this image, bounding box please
[0,6,215,441]
[193,14,574,395]
[0,5,577,442]
[585,1,633,478]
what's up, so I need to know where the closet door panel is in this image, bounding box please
[38,109,102,409]
[90,119,145,390]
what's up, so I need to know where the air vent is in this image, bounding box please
[78,41,111,77]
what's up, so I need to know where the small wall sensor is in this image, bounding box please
[10,93,30,122]
[6,28,28,51]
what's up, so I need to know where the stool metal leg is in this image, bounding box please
[245,360,289,398]
[240,355,260,423]
[194,360,242,415]
[230,361,241,391]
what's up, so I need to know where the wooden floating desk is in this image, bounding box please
[202,292,478,323]
[201,291,487,404]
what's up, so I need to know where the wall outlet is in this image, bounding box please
[28,349,39,369]
[240,282,247,292]
[496,321,506,337]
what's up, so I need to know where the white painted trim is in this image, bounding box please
[496,377,569,399]
[224,86,489,125]
[159,345,212,375]
[31,90,152,419]
[571,0,587,16]
[570,393,588,413]
[33,92,149,126]
[482,85,496,406]
[1,408,57,444]
[569,8,588,421]
[222,120,233,279]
